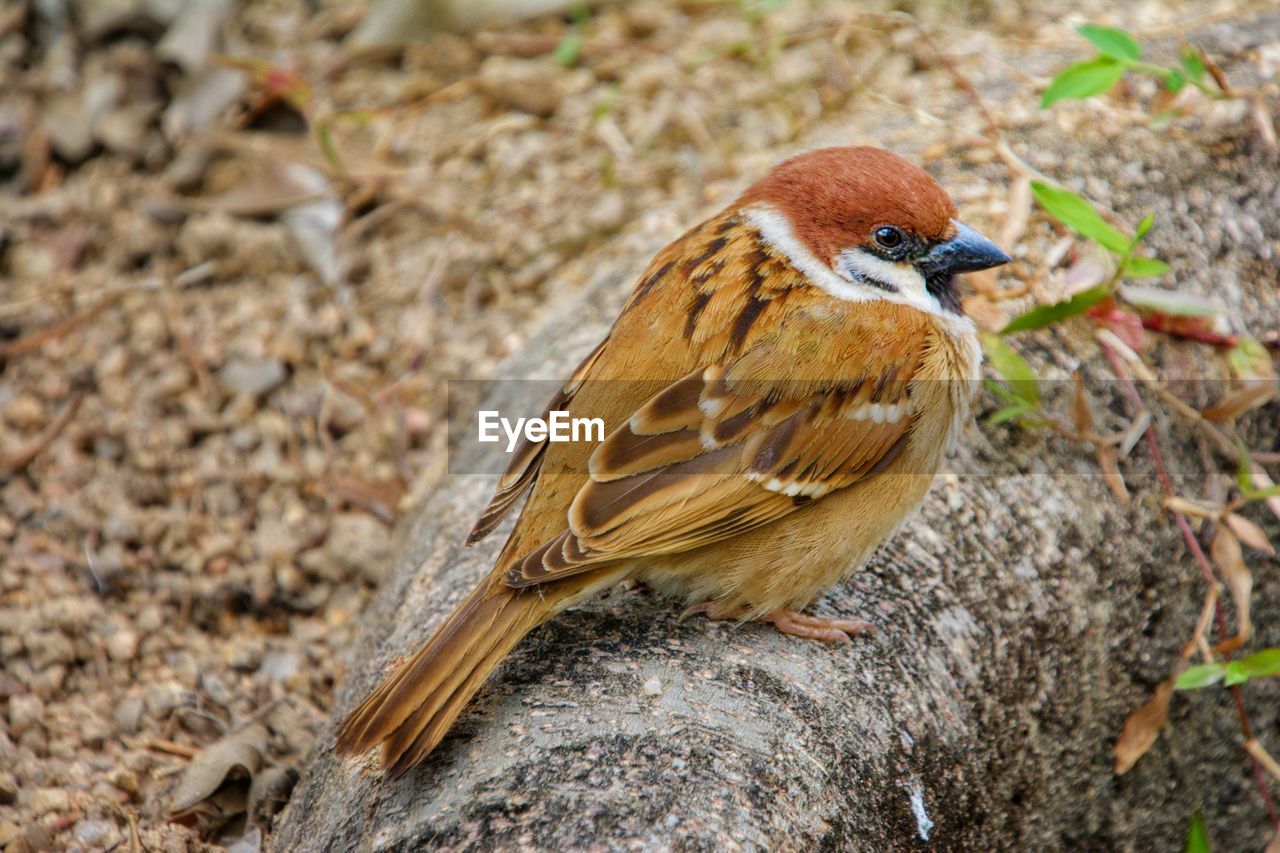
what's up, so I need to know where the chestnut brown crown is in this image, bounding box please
[738,146,958,266]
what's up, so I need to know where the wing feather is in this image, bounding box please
[506,351,919,587]
[466,339,607,545]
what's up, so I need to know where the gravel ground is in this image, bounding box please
[0,0,1275,849]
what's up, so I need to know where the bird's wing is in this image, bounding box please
[505,336,925,587]
[466,339,607,544]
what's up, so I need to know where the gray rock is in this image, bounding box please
[325,512,391,583]
[217,357,288,398]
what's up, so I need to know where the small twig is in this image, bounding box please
[1183,585,1221,664]
[0,295,120,358]
[128,811,141,853]
[0,279,162,320]
[0,393,83,478]
[1098,330,1240,459]
[147,738,200,759]
[1247,739,1280,783]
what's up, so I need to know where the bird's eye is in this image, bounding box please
[873,226,904,250]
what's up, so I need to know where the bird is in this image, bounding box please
[335,146,1011,776]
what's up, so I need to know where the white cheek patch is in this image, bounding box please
[836,248,928,299]
[745,205,869,302]
[745,203,965,328]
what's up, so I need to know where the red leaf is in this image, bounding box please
[1142,311,1239,347]
[1088,299,1146,350]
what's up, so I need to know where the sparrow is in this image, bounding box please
[336,146,1011,776]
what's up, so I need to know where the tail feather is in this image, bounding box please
[386,619,526,775]
[336,569,620,774]
[335,582,543,765]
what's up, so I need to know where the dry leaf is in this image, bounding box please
[1072,373,1092,437]
[1115,680,1173,774]
[1096,445,1129,504]
[1249,464,1280,523]
[1202,381,1276,422]
[246,765,299,826]
[1211,526,1252,642]
[1268,828,1280,853]
[227,826,263,853]
[167,723,269,816]
[1225,513,1275,555]
[1162,496,1218,520]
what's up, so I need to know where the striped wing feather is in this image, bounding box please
[507,356,917,587]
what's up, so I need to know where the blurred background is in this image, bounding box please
[1,0,1276,849]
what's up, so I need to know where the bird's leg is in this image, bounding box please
[761,609,875,643]
[679,601,749,622]
[682,602,874,643]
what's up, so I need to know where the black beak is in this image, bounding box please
[917,220,1011,277]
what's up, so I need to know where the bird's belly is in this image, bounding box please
[634,460,939,618]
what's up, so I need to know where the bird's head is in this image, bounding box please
[739,146,1011,316]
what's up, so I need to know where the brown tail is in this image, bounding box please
[335,572,611,776]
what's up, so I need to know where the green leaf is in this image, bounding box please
[1041,57,1127,108]
[982,334,1040,405]
[988,401,1035,425]
[1247,483,1280,500]
[1001,283,1112,334]
[1123,257,1171,278]
[1165,69,1187,92]
[1238,648,1280,680]
[985,377,1020,402]
[1134,212,1155,241]
[1238,446,1256,493]
[1148,110,1180,131]
[1121,286,1220,317]
[1030,181,1130,252]
[1233,445,1280,502]
[1181,48,1206,83]
[1222,661,1248,687]
[1228,336,1271,381]
[553,31,584,67]
[1175,663,1227,690]
[1185,810,1210,853]
[313,121,346,176]
[1077,24,1142,61]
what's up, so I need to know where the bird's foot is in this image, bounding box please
[681,602,874,643]
[762,609,875,643]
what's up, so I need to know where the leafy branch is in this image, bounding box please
[1042,23,1276,146]
[1042,24,1220,108]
